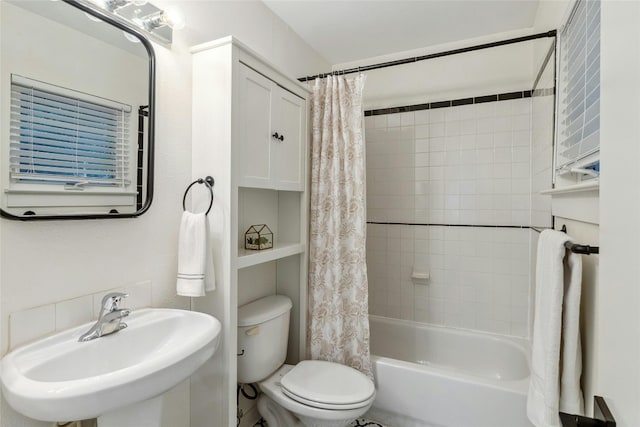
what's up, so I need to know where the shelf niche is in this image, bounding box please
[237,187,303,266]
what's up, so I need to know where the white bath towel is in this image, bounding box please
[176,211,215,297]
[527,229,584,427]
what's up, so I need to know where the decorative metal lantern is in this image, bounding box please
[244,224,273,250]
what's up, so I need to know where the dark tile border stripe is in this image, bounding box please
[430,100,451,109]
[364,90,533,116]
[498,91,525,101]
[452,97,474,106]
[474,94,498,104]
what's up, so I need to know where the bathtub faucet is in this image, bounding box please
[78,292,130,342]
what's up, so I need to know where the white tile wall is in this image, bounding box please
[367,224,530,336]
[530,49,554,228]
[56,295,93,332]
[365,98,533,227]
[9,304,56,349]
[531,90,554,227]
[8,282,153,350]
[365,98,538,338]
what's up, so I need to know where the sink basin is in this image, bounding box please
[1,308,221,423]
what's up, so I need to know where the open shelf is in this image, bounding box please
[235,242,305,269]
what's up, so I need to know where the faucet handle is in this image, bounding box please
[100,292,129,316]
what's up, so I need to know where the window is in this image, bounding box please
[7,75,137,213]
[555,0,600,176]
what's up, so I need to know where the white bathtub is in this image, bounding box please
[368,315,533,427]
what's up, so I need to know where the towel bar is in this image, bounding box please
[559,395,616,427]
[564,241,599,255]
[560,225,600,255]
[183,176,214,215]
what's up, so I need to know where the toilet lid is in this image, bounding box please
[280,360,375,409]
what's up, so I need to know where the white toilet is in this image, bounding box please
[237,295,376,427]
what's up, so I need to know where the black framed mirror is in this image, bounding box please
[0,0,155,220]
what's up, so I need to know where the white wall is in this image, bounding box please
[0,1,328,426]
[160,0,328,81]
[0,0,147,352]
[598,1,640,425]
[531,0,572,65]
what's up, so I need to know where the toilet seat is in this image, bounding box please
[280,360,375,410]
[259,364,376,424]
[281,388,372,410]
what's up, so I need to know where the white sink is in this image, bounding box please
[1,308,221,424]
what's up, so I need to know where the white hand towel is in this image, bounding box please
[527,229,584,427]
[176,211,215,297]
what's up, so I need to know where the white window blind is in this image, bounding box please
[9,75,132,190]
[556,0,600,172]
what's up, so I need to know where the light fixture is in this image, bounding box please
[81,0,184,45]
[139,7,185,31]
[107,0,129,11]
[90,0,128,12]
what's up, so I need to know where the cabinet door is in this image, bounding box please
[238,65,274,188]
[272,87,305,191]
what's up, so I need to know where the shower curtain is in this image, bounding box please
[307,74,372,378]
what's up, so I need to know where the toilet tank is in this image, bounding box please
[237,295,292,384]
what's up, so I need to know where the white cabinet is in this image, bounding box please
[238,64,305,191]
[190,37,309,427]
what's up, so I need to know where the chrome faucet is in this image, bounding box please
[78,292,130,342]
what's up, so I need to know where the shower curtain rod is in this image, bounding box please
[298,30,557,82]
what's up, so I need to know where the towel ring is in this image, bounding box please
[182,176,214,215]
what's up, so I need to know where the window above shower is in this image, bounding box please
[540,0,600,224]
[554,0,601,186]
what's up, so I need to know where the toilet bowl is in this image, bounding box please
[259,363,375,427]
[237,295,376,427]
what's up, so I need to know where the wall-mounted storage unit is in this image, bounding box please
[238,65,306,191]
[189,37,309,427]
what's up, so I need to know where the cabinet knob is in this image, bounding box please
[272,132,284,142]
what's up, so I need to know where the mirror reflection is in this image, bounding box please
[1,0,154,219]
